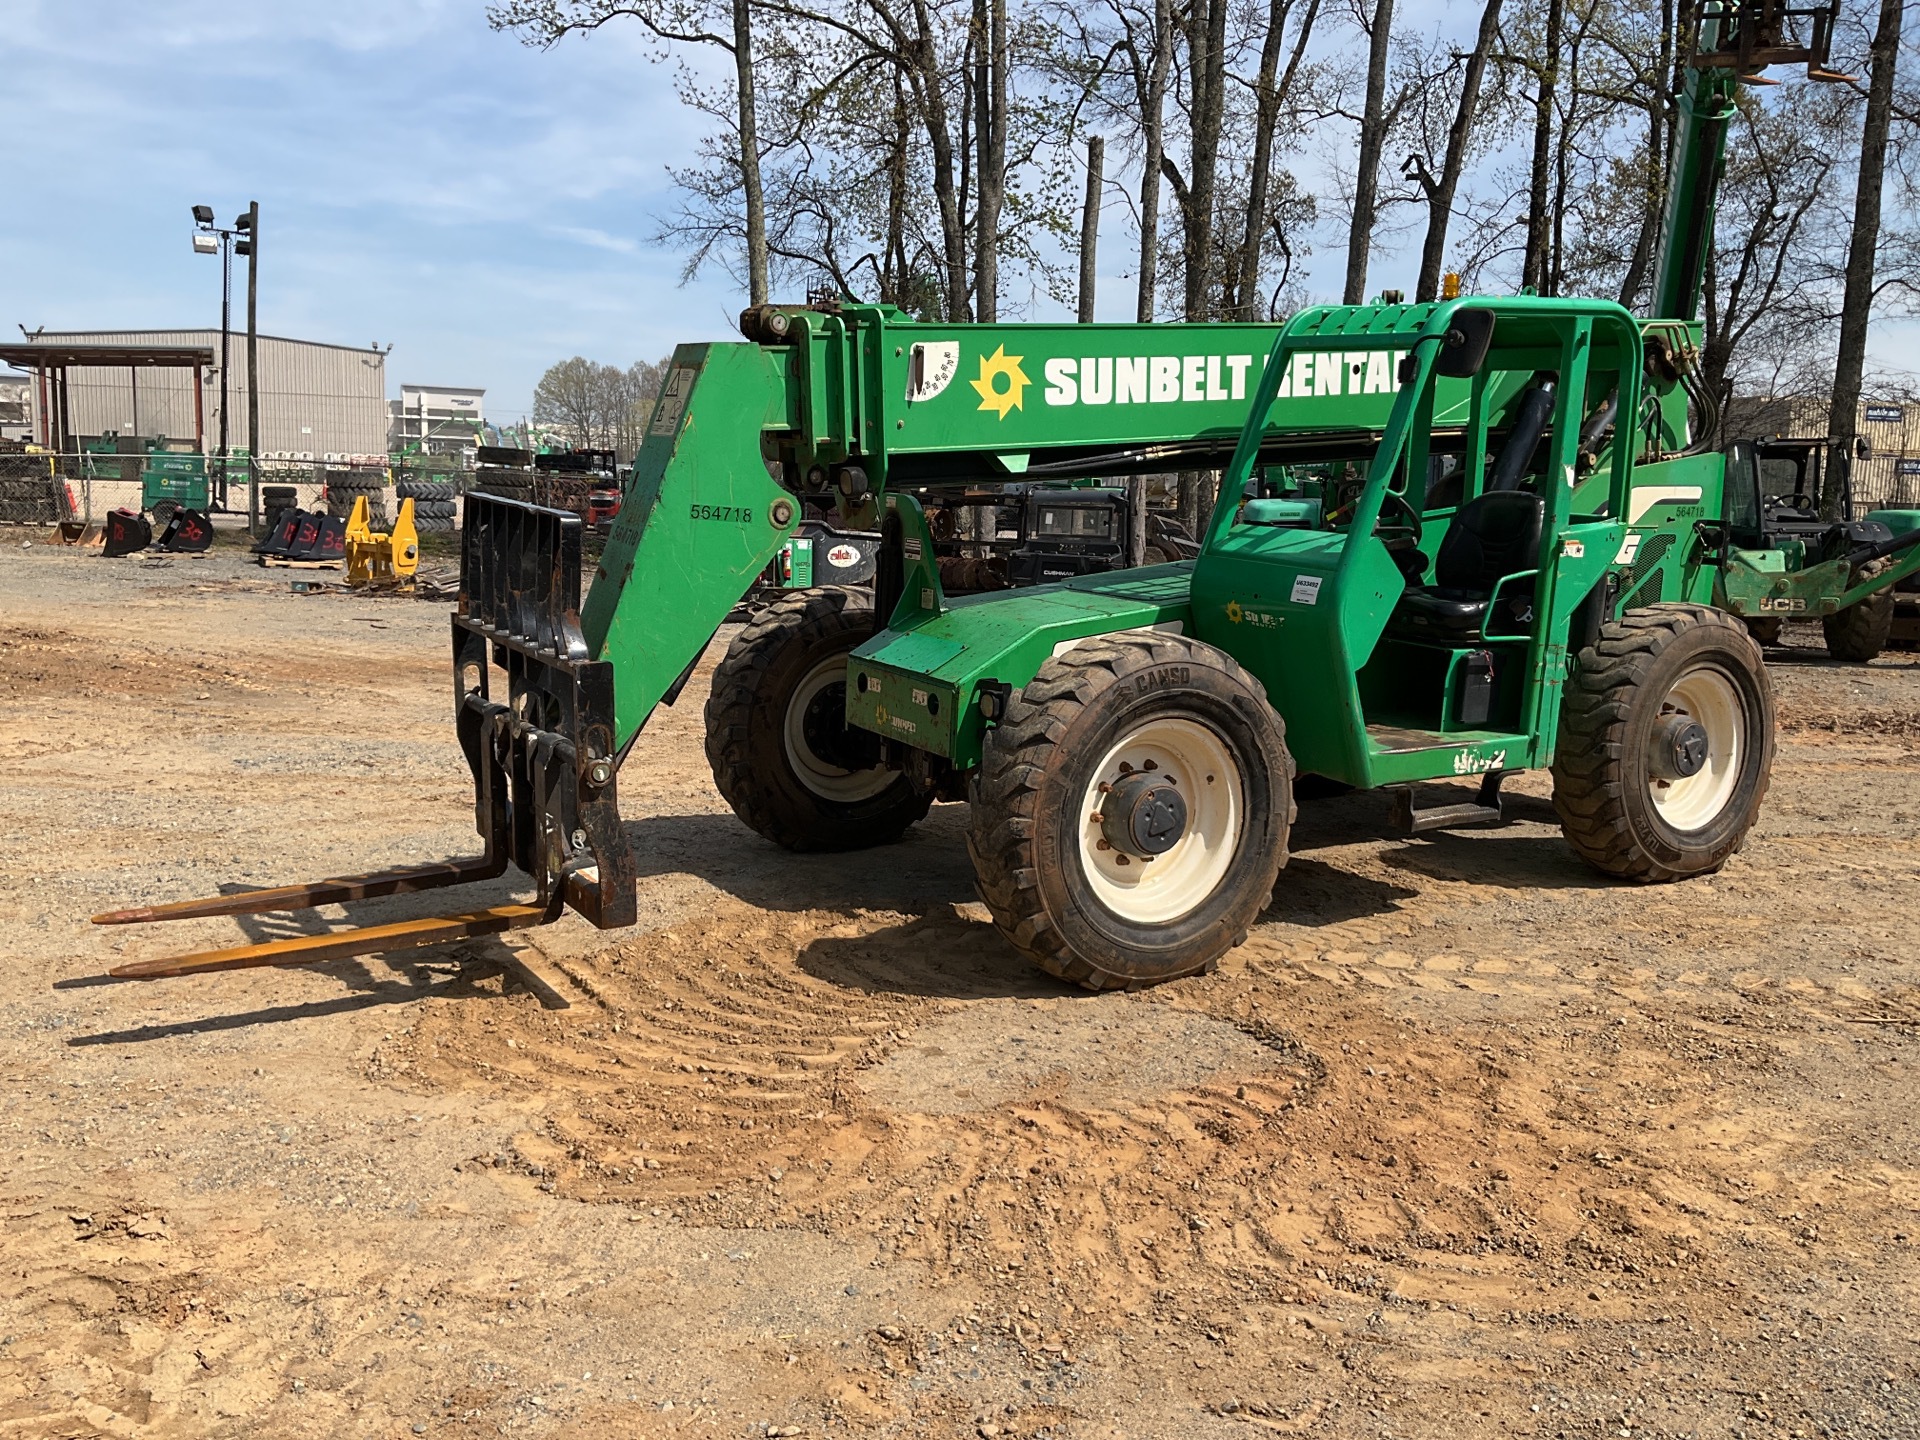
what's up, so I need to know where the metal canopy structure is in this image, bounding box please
[0,342,217,453]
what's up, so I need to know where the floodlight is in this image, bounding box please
[192,234,219,254]
[192,204,215,225]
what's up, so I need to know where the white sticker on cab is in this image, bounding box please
[1290,574,1323,606]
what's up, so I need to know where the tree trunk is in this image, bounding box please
[1079,135,1104,323]
[1827,0,1903,517]
[885,77,910,305]
[1343,0,1395,305]
[1137,0,1174,323]
[907,0,971,321]
[1615,0,1679,308]
[1238,0,1318,319]
[731,0,769,306]
[971,0,1008,321]
[1520,0,1565,294]
[1182,0,1230,319]
[1412,0,1500,302]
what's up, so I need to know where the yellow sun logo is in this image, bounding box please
[1225,601,1245,624]
[971,345,1030,419]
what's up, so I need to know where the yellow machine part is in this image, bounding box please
[345,494,420,588]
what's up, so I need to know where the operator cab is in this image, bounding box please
[1194,297,1643,784]
[1721,434,1888,562]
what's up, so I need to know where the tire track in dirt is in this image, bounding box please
[385,892,1916,1343]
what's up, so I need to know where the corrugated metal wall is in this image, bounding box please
[1723,395,1920,511]
[21,330,388,456]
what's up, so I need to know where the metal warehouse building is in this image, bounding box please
[11,329,390,459]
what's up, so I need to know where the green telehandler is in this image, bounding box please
[90,0,1920,988]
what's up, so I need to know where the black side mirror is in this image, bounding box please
[1435,308,1496,378]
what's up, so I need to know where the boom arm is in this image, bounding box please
[1649,2,1846,322]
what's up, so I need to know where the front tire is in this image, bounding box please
[704,586,931,851]
[1823,559,1893,662]
[968,633,1294,990]
[1552,604,1774,882]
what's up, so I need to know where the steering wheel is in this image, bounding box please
[1328,487,1424,547]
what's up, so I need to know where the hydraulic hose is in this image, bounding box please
[1848,523,1920,570]
[1677,368,1721,458]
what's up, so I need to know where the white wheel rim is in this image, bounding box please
[1078,717,1244,924]
[783,655,895,803]
[1648,665,1744,832]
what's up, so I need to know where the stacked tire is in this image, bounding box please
[469,464,534,503]
[539,475,594,518]
[260,484,299,524]
[325,469,387,527]
[395,475,459,532]
[0,475,61,524]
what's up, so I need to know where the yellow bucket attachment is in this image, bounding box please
[345,494,420,588]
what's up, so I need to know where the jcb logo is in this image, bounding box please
[1759,597,1807,612]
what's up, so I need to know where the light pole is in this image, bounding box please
[192,204,258,520]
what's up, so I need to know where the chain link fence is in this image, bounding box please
[0,454,479,529]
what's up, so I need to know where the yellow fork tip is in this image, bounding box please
[92,908,154,925]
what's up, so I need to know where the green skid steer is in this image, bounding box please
[91,0,1912,988]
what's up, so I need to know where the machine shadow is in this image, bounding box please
[1380,828,1619,891]
[793,910,1072,1001]
[1258,856,1422,928]
[620,808,982,915]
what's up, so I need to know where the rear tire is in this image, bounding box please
[968,633,1293,990]
[1822,559,1893,662]
[704,586,931,851]
[1552,604,1774,882]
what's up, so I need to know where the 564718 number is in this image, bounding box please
[691,504,751,523]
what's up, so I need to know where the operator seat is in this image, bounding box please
[1387,489,1544,644]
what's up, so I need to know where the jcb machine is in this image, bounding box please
[1712,433,1920,658]
[92,0,1912,987]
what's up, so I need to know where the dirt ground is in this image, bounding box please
[1,536,1917,1440]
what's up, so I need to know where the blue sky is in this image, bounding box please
[3,0,738,421]
[4,0,1912,421]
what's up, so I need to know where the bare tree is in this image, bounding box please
[1078,135,1105,320]
[489,0,771,305]
[1402,0,1502,302]
[1127,0,1176,320]
[1698,97,1850,433]
[1343,0,1396,304]
[1517,0,1566,293]
[1828,0,1906,513]
[1235,0,1320,318]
